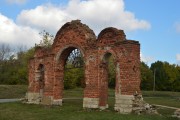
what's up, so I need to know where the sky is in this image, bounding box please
[0,0,180,65]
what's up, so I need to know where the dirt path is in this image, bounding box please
[153,104,180,110]
[0,99,20,103]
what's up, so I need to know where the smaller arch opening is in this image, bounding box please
[37,64,45,84]
[100,52,116,110]
[102,53,116,88]
[36,64,45,98]
[37,64,44,72]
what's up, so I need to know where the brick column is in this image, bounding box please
[83,51,100,108]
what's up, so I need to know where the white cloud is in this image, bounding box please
[177,54,180,60]
[175,22,180,34]
[176,54,180,65]
[17,0,151,35]
[17,4,71,34]
[66,0,150,33]
[140,53,154,64]
[1,0,151,49]
[0,13,40,47]
[6,0,27,5]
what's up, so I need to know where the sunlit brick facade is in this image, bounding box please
[27,20,141,113]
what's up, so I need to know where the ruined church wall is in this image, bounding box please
[27,20,141,113]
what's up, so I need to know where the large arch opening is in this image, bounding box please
[99,52,116,110]
[57,46,85,106]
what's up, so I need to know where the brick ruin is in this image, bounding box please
[27,20,141,113]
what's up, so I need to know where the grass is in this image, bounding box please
[144,97,180,108]
[142,91,180,108]
[0,85,179,120]
[142,91,180,98]
[0,85,27,99]
[63,88,84,98]
[0,101,177,120]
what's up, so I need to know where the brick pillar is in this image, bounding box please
[83,52,100,108]
[52,63,63,105]
[27,59,35,92]
[41,57,55,105]
[114,42,140,114]
[98,62,108,109]
[26,60,42,104]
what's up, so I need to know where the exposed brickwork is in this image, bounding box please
[27,20,141,113]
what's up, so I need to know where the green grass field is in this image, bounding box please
[0,85,179,120]
[142,91,180,108]
[0,85,27,99]
[0,101,177,120]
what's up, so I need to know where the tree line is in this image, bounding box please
[1,43,179,91]
[0,31,179,91]
[0,44,34,85]
[141,61,180,91]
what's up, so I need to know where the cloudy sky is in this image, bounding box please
[0,0,180,65]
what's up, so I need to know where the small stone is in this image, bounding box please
[173,109,180,119]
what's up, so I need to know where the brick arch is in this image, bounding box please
[100,50,118,63]
[53,45,86,104]
[27,20,141,114]
[55,44,85,63]
[97,27,126,46]
[52,20,96,52]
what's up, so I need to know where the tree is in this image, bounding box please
[0,30,53,85]
[64,67,84,89]
[64,49,85,89]
[140,62,153,90]
[150,61,169,91]
[108,55,116,88]
[0,44,15,84]
[38,30,54,48]
[172,65,180,91]
[0,46,35,85]
[0,44,11,61]
[150,61,180,91]
[15,47,35,84]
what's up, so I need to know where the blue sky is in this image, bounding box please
[0,0,180,65]
[125,0,180,65]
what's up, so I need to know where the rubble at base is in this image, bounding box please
[132,94,158,115]
[172,109,180,119]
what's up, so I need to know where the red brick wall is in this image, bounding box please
[28,20,141,106]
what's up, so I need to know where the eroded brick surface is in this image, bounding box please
[27,20,141,113]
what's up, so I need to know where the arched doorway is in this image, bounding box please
[99,52,116,110]
[56,46,85,105]
[36,64,45,100]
